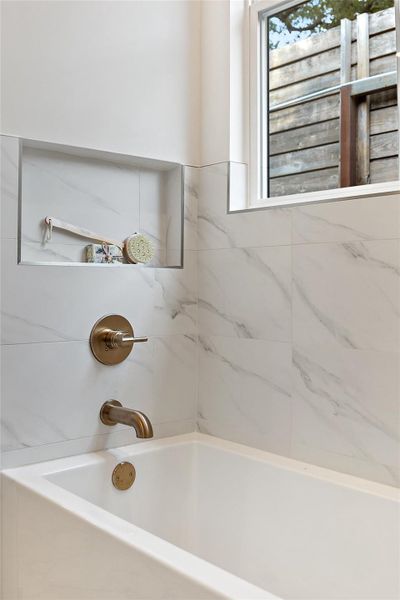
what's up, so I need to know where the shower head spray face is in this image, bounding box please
[124,233,154,264]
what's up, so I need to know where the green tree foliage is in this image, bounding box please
[269,0,393,48]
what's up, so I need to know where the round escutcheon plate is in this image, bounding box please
[90,314,134,365]
[112,462,136,490]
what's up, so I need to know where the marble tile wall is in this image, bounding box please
[197,163,400,487]
[1,135,399,487]
[19,144,182,267]
[0,136,198,467]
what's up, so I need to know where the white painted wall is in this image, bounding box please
[200,0,248,165]
[1,0,201,165]
[1,0,248,166]
[200,0,230,164]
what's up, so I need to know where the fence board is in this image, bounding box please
[270,167,339,196]
[370,105,398,134]
[370,156,399,182]
[270,27,340,70]
[270,95,340,134]
[269,56,396,108]
[270,47,340,90]
[270,70,340,107]
[369,29,397,59]
[366,7,396,37]
[270,103,397,150]
[269,49,397,94]
[270,119,339,155]
[370,130,399,159]
[270,143,338,178]
[267,6,397,195]
[269,7,395,70]
[269,108,397,155]
[370,88,397,109]
[370,53,397,76]
[348,30,396,63]
[270,46,395,92]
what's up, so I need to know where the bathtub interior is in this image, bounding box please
[45,438,400,600]
[48,443,197,550]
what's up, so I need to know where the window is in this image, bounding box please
[249,0,400,208]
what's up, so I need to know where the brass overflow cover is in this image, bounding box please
[112,462,136,490]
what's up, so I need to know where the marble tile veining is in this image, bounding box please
[293,240,400,352]
[21,146,141,248]
[1,143,399,486]
[196,169,400,486]
[1,241,199,344]
[291,440,400,487]
[198,164,291,250]
[139,168,167,251]
[292,194,400,244]
[198,246,291,342]
[1,136,198,466]
[18,144,183,266]
[1,334,197,453]
[0,135,19,240]
[1,239,155,344]
[183,166,199,251]
[153,250,197,335]
[198,336,292,455]
[1,419,196,469]
[292,344,400,476]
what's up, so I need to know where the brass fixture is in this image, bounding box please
[100,400,153,439]
[90,315,148,365]
[112,462,136,490]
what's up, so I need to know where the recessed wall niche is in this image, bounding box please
[18,138,183,267]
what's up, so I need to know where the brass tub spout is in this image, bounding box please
[100,400,153,439]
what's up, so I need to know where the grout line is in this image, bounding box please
[0,332,200,347]
[195,236,400,253]
[1,419,197,462]
[13,418,198,450]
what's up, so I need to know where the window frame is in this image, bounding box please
[248,0,400,210]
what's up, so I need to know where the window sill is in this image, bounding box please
[230,180,400,213]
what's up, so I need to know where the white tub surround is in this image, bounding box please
[198,163,400,487]
[2,433,399,600]
[1,135,199,468]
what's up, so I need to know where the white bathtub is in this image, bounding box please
[2,433,399,600]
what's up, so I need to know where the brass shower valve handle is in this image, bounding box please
[90,315,148,365]
[104,329,148,349]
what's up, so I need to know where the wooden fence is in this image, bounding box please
[268,7,398,196]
